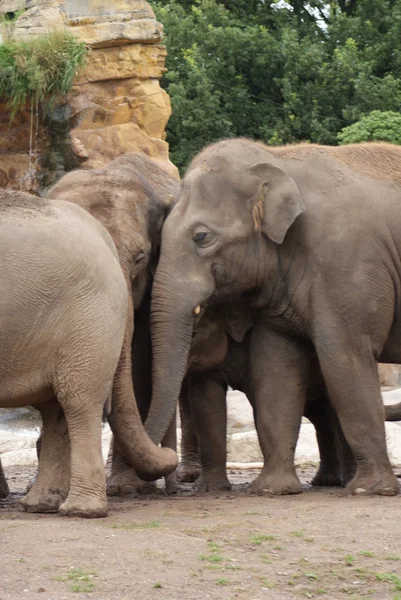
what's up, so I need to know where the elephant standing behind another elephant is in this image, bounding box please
[46,153,180,494]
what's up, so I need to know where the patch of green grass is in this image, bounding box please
[216,578,230,586]
[273,545,283,551]
[292,530,305,538]
[208,541,221,552]
[344,554,355,566]
[110,520,161,530]
[291,530,314,543]
[153,582,162,589]
[385,555,401,561]
[360,551,375,557]
[56,568,96,593]
[354,567,370,580]
[250,534,276,545]
[375,572,401,591]
[0,29,87,117]
[200,553,223,563]
[261,578,275,588]
[304,571,319,580]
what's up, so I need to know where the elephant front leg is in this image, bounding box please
[177,378,201,483]
[316,338,399,496]
[55,381,109,518]
[0,458,9,499]
[249,326,308,495]
[19,400,70,513]
[191,374,231,492]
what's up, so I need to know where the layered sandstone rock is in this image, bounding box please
[0,0,178,194]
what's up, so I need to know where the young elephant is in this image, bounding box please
[0,190,175,517]
[178,304,355,492]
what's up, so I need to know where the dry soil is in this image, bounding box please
[1,465,401,600]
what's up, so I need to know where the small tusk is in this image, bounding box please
[194,305,201,315]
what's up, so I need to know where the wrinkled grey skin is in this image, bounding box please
[41,153,180,497]
[0,191,130,517]
[147,138,401,497]
[178,303,356,492]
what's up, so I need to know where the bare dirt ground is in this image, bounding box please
[2,466,401,600]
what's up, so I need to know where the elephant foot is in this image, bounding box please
[177,463,201,483]
[311,469,343,487]
[194,472,232,493]
[345,471,399,497]
[107,469,157,496]
[19,486,67,513]
[59,494,108,518]
[164,471,178,495]
[249,471,302,495]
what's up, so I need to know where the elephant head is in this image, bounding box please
[47,153,180,479]
[146,138,305,443]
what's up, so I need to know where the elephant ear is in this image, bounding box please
[249,162,305,244]
[226,306,253,343]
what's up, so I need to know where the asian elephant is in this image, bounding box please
[46,153,180,494]
[146,139,401,497]
[179,302,355,492]
[0,190,175,518]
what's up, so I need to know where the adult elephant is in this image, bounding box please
[0,190,175,517]
[46,153,180,494]
[146,139,401,496]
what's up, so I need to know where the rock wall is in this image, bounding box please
[0,0,178,194]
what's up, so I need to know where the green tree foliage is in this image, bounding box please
[338,110,401,145]
[150,0,401,173]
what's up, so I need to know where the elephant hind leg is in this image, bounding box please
[177,380,201,483]
[19,400,69,513]
[306,398,343,487]
[55,376,110,518]
[0,458,9,499]
[316,339,399,497]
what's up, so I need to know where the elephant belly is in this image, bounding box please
[0,372,52,408]
[380,319,401,364]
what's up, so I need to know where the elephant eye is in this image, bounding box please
[193,231,211,246]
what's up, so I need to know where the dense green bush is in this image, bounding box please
[338,111,401,145]
[150,0,401,173]
[0,29,87,117]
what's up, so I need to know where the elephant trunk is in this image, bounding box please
[385,401,401,422]
[108,296,178,481]
[145,274,196,445]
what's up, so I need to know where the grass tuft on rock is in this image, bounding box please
[0,28,87,117]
